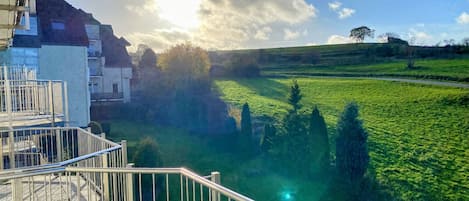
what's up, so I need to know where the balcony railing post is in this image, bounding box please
[4,66,13,127]
[126,163,134,201]
[55,129,62,162]
[121,140,128,166]
[47,80,55,127]
[63,82,69,126]
[12,178,23,201]
[101,133,110,201]
[0,137,3,170]
[8,131,15,169]
[211,172,221,201]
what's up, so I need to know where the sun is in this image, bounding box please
[156,0,201,30]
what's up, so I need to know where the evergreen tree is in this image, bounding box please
[241,102,253,136]
[336,102,369,184]
[260,124,276,153]
[288,80,302,112]
[279,81,310,175]
[138,48,157,69]
[309,106,330,172]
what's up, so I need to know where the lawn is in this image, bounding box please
[262,59,469,82]
[215,78,469,201]
[106,120,327,201]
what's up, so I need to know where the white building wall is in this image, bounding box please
[0,48,39,70]
[38,45,90,127]
[102,67,132,103]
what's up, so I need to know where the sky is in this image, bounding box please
[67,0,469,52]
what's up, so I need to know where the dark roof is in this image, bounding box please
[100,25,132,67]
[36,0,88,46]
[76,9,101,25]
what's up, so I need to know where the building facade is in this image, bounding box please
[0,0,90,127]
[79,12,133,103]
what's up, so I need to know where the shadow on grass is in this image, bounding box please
[235,78,289,101]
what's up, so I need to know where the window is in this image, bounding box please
[51,20,65,30]
[112,84,119,94]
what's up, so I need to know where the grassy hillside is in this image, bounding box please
[263,58,469,82]
[215,78,469,201]
[211,43,469,81]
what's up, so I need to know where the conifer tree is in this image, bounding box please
[309,106,330,172]
[288,80,302,112]
[261,124,276,153]
[241,102,252,136]
[336,102,369,184]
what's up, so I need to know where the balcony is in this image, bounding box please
[91,92,124,102]
[0,127,254,201]
[0,67,253,201]
[0,79,67,128]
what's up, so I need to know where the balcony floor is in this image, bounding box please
[0,113,64,128]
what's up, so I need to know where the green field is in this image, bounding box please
[262,59,469,82]
[215,78,469,200]
[107,121,327,201]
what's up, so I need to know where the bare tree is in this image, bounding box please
[443,39,456,47]
[407,37,416,69]
[461,37,469,47]
[377,32,400,42]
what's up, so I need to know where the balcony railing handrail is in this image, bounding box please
[0,144,122,178]
[0,166,255,201]
[3,126,120,146]
[0,127,123,170]
[66,167,256,201]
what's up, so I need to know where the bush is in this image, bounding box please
[88,121,103,134]
[132,137,164,200]
[223,54,260,77]
[133,137,163,167]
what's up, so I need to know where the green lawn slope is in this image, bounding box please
[215,78,469,201]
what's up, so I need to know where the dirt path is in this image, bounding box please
[278,74,469,89]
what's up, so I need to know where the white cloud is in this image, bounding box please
[195,0,318,49]
[328,1,355,19]
[456,12,469,24]
[284,29,301,40]
[338,8,355,19]
[407,29,432,45]
[327,34,353,44]
[125,29,192,52]
[328,1,342,11]
[77,0,318,51]
[125,0,157,16]
[254,27,273,40]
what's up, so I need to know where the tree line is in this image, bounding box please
[238,80,385,200]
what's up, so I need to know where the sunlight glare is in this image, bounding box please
[156,0,201,30]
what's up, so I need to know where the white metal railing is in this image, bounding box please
[0,66,36,81]
[0,80,67,127]
[0,127,253,201]
[0,127,124,170]
[0,166,254,201]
